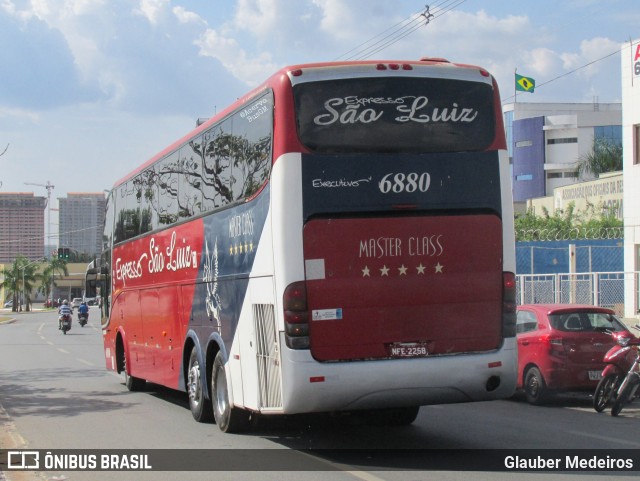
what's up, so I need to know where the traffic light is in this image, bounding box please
[57,247,70,260]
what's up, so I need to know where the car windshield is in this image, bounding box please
[548,312,626,332]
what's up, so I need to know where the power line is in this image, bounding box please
[503,46,622,103]
[356,0,467,60]
[0,225,100,246]
[335,1,467,62]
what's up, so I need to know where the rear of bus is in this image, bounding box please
[270,60,517,414]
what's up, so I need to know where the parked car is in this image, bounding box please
[516,304,630,404]
[71,298,83,310]
[3,299,13,308]
[44,298,59,308]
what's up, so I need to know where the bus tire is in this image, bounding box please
[122,349,145,392]
[187,347,212,422]
[212,352,250,433]
[524,367,547,405]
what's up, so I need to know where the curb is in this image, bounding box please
[0,402,44,481]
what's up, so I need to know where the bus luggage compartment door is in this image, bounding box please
[302,215,504,362]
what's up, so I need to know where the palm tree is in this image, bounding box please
[574,138,623,180]
[20,259,39,312]
[0,256,40,312]
[39,258,69,305]
[0,260,21,312]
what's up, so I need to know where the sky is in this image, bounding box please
[0,0,638,232]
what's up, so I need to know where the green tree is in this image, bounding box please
[0,256,40,312]
[515,202,623,241]
[0,260,21,312]
[39,258,69,305]
[574,138,623,180]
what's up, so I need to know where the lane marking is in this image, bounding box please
[76,358,95,366]
[57,348,69,354]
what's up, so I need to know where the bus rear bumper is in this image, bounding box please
[278,336,517,414]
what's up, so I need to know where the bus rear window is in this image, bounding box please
[293,76,495,153]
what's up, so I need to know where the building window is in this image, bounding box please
[516,174,533,181]
[516,140,532,148]
[595,125,622,146]
[546,172,562,179]
[547,138,578,145]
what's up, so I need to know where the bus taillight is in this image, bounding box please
[502,272,517,338]
[284,281,310,349]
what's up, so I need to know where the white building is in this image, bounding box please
[503,102,622,212]
[58,192,106,259]
[622,39,640,319]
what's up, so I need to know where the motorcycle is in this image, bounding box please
[78,311,88,327]
[610,327,640,417]
[592,325,640,416]
[60,314,72,335]
[593,329,640,412]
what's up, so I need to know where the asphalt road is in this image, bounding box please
[1,308,640,481]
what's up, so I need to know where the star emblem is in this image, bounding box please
[416,263,426,274]
[362,266,370,277]
[380,265,389,276]
[434,262,444,273]
[398,265,408,276]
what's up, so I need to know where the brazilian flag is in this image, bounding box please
[515,74,535,93]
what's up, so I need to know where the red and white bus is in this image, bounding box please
[98,58,517,432]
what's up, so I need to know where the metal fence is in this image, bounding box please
[516,272,640,317]
[516,240,623,275]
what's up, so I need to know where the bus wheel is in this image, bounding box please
[187,348,212,422]
[212,352,250,433]
[122,349,145,392]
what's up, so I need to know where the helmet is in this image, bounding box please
[62,300,68,305]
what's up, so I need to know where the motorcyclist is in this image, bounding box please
[78,301,89,321]
[58,299,72,330]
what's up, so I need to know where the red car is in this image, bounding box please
[516,304,629,404]
[44,298,59,308]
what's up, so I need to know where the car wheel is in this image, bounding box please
[187,348,212,422]
[212,352,250,433]
[593,374,619,413]
[524,367,547,405]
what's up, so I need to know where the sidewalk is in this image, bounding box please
[0,306,52,325]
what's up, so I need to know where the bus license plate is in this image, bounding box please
[388,342,428,358]
[588,370,602,381]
